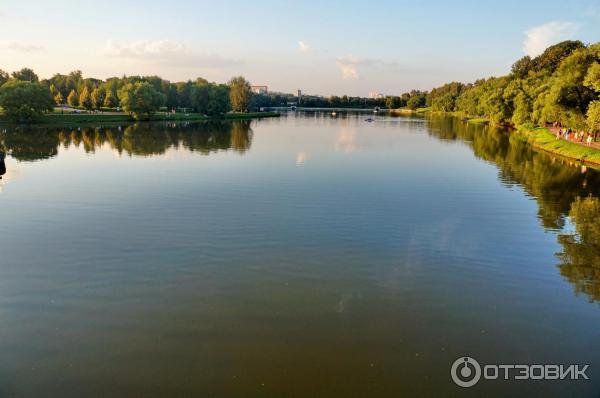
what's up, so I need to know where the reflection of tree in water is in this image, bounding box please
[0,120,253,160]
[557,197,600,302]
[428,115,600,303]
[0,127,60,161]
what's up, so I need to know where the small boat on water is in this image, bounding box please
[365,117,374,122]
[331,112,337,116]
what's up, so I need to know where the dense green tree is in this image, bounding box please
[228,76,252,112]
[206,84,230,116]
[79,86,93,110]
[584,62,600,92]
[385,96,402,109]
[406,91,427,110]
[118,82,164,120]
[427,82,464,111]
[0,80,53,121]
[91,87,105,109]
[175,81,193,111]
[11,67,39,82]
[54,92,64,105]
[586,101,600,137]
[103,90,117,108]
[67,89,79,107]
[0,69,8,86]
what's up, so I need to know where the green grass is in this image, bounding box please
[389,107,431,114]
[465,117,489,124]
[517,125,600,167]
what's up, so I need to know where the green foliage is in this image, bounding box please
[79,86,93,110]
[91,87,105,109]
[406,91,427,110]
[118,82,165,120]
[385,96,403,109]
[67,89,79,107]
[11,67,39,82]
[103,90,117,108]
[586,101,600,133]
[228,76,252,112]
[448,40,600,130]
[427,82,464,111]
[0,69,8,87]
[0,80,53,122]
[54,92,64,105]
[585,62,600,92]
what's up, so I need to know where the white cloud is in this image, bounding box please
[298,40,311,53]
[336,55,361,79]
[0,40,44,53]
[523,21,578,57]
[101,39,240,68]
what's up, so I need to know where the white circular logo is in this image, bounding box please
[451,356,481,388]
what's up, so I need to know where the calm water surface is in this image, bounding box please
[1,113,600,397]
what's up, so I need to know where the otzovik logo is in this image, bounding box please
[450,356,590,387]
[451,357,481,387]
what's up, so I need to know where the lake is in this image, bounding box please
[1,112,600,397]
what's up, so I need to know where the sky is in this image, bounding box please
[1,0,599,96]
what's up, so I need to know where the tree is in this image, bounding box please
[91,87,105,109]
[103,90,117,108]
[228,76,252,112]
[67,89,79,107]
[191,79,210,113]
[175,81,193,111]
[585,62,600,93]
[54,92,64,105]
[0,80,53,122]
[511,56,533,78]
[118,82,164,120]
[0,69,8,86]
[586,101,600,140]
[11,67,39,82]
[385,96,401,109]
[406,91,427,110]
[79,86,93,109]
[206,84,230,116]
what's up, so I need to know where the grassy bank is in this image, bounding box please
[0,111,280,125]
[389,107,431,115]
[395,108,600,166]
[516,125,600,167]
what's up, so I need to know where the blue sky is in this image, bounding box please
[1,0,599,96]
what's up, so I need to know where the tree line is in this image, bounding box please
[1,40,599,130]
[423,40,600,137]
[0,68,254,121]
[250,90,427,110]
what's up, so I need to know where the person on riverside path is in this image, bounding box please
[0,151,6,180]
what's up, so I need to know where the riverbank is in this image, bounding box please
[0,111,280,125]
[391,107,600,167]
[515,125,600,167]
[389,107,431,115]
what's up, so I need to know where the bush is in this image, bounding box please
[0,80,53,122]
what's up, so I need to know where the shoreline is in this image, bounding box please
[515,125,600,169]
[0,111,280,126]
[391,107,600,169]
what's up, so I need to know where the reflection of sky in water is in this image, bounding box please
[1,114,600,397]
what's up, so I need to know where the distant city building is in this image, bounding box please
[252,85,268,94]
[297,89,302,104]
[369,91,384,99]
